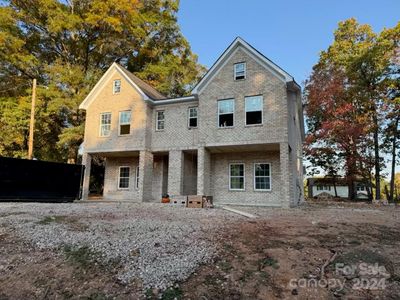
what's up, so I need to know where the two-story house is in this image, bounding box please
[79,37,305,207]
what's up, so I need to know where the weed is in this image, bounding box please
[145,288,156,300]
[37,215,67,225]
[218,260,233,272]
[63,245,97,269]
[259,256,279,270]
[162,287,182,300]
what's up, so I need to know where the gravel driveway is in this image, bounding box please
[0,202,241,291]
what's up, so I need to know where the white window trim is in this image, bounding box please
[254,162,272,191]
[113,79,121,94]
[156,110,165,131]
[188,106,198,128]
[99,112,111,137]
[118,110,131,136]
[245,95,263,126]
[118,166,130,190]
[234,62,246,80]
[229,163,245,191]
[218,99,235,128]
[135,166,139,190]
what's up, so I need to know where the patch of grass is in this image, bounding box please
[218,260,233,272]
[36,215,67,225]
[203,273,225,286]
[63,245,97,269]
[145,288,156,300]
[162,287,182,300]
[258,256,279,270]
[240,269,255,282]
[258,270,270,282]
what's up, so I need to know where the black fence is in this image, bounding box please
[0,157,84,202]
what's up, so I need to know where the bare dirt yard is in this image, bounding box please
[0,200,399,300]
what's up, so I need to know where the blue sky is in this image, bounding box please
[178,1,400,176]
[178,0,399,86]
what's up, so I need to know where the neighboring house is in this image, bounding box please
[307,177,369,199]
[79,37,305,207]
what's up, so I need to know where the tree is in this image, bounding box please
[305,18,400,200]
[0,0,204,162]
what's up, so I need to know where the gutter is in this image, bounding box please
[146,95,198,106]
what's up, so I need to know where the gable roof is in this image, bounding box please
[192,37,300,94]
[79,62,166,110]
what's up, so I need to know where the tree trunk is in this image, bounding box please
[373,116,381,200]
[389,118,398,201]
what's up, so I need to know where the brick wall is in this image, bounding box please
[210,151,282,206]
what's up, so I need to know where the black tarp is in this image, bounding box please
[0,157,84,202]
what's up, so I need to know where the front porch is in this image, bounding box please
[81,142,294,207]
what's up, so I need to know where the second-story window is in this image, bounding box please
[156,111,165,131]
[188,107,198,128]
[234,62,246,80]
[100,112,111,137]
[119,111,131,135]
[113,79,121,94]
[218,99,234,128]
[245,95,263,125]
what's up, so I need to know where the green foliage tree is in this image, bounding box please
[0,0,204,162]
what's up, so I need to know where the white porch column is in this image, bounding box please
[168,150,183,196]
[81,152,91,200]
[139,150,153,202]
[280,142,292,207]
[197,147,211,195]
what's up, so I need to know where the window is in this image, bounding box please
[119,111,131,135]
[156,111,165,130]
[254,163,271,191]
[118,166,130,189]
[229,163,245,190]
[245,96,263,125]
[100,112,111,137]
[135,166,139,189]
[218,99,234,127]
[317,185,331,191]
[113,79,121,94]
[357,185,365,191]
[188,107,198,128]
[234,62,246,80]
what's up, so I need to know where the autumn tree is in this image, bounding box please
[0,0,204,162]
[305,18,400,200]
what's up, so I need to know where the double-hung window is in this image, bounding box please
[118,166,130,189]
[229,163,245,190]
[234,62,246,80]
[218,99,234,127]
[245,95,263,125]
[254,163,271,191]
[188,107,198,128]
[100,112,111,137]
[156,111,165,131]
[113,79,121,94]
[119,111,131,135]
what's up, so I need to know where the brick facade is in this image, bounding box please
[80,38,304,207]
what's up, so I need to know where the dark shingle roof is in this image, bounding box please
[116,63,166,100]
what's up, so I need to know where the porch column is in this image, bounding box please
[168,150,183,196]
[280,143,292,207]
[197,147,211,195]
[81,152,91,200]
[139,150,153,202]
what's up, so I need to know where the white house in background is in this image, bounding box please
[307,177,369,199]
